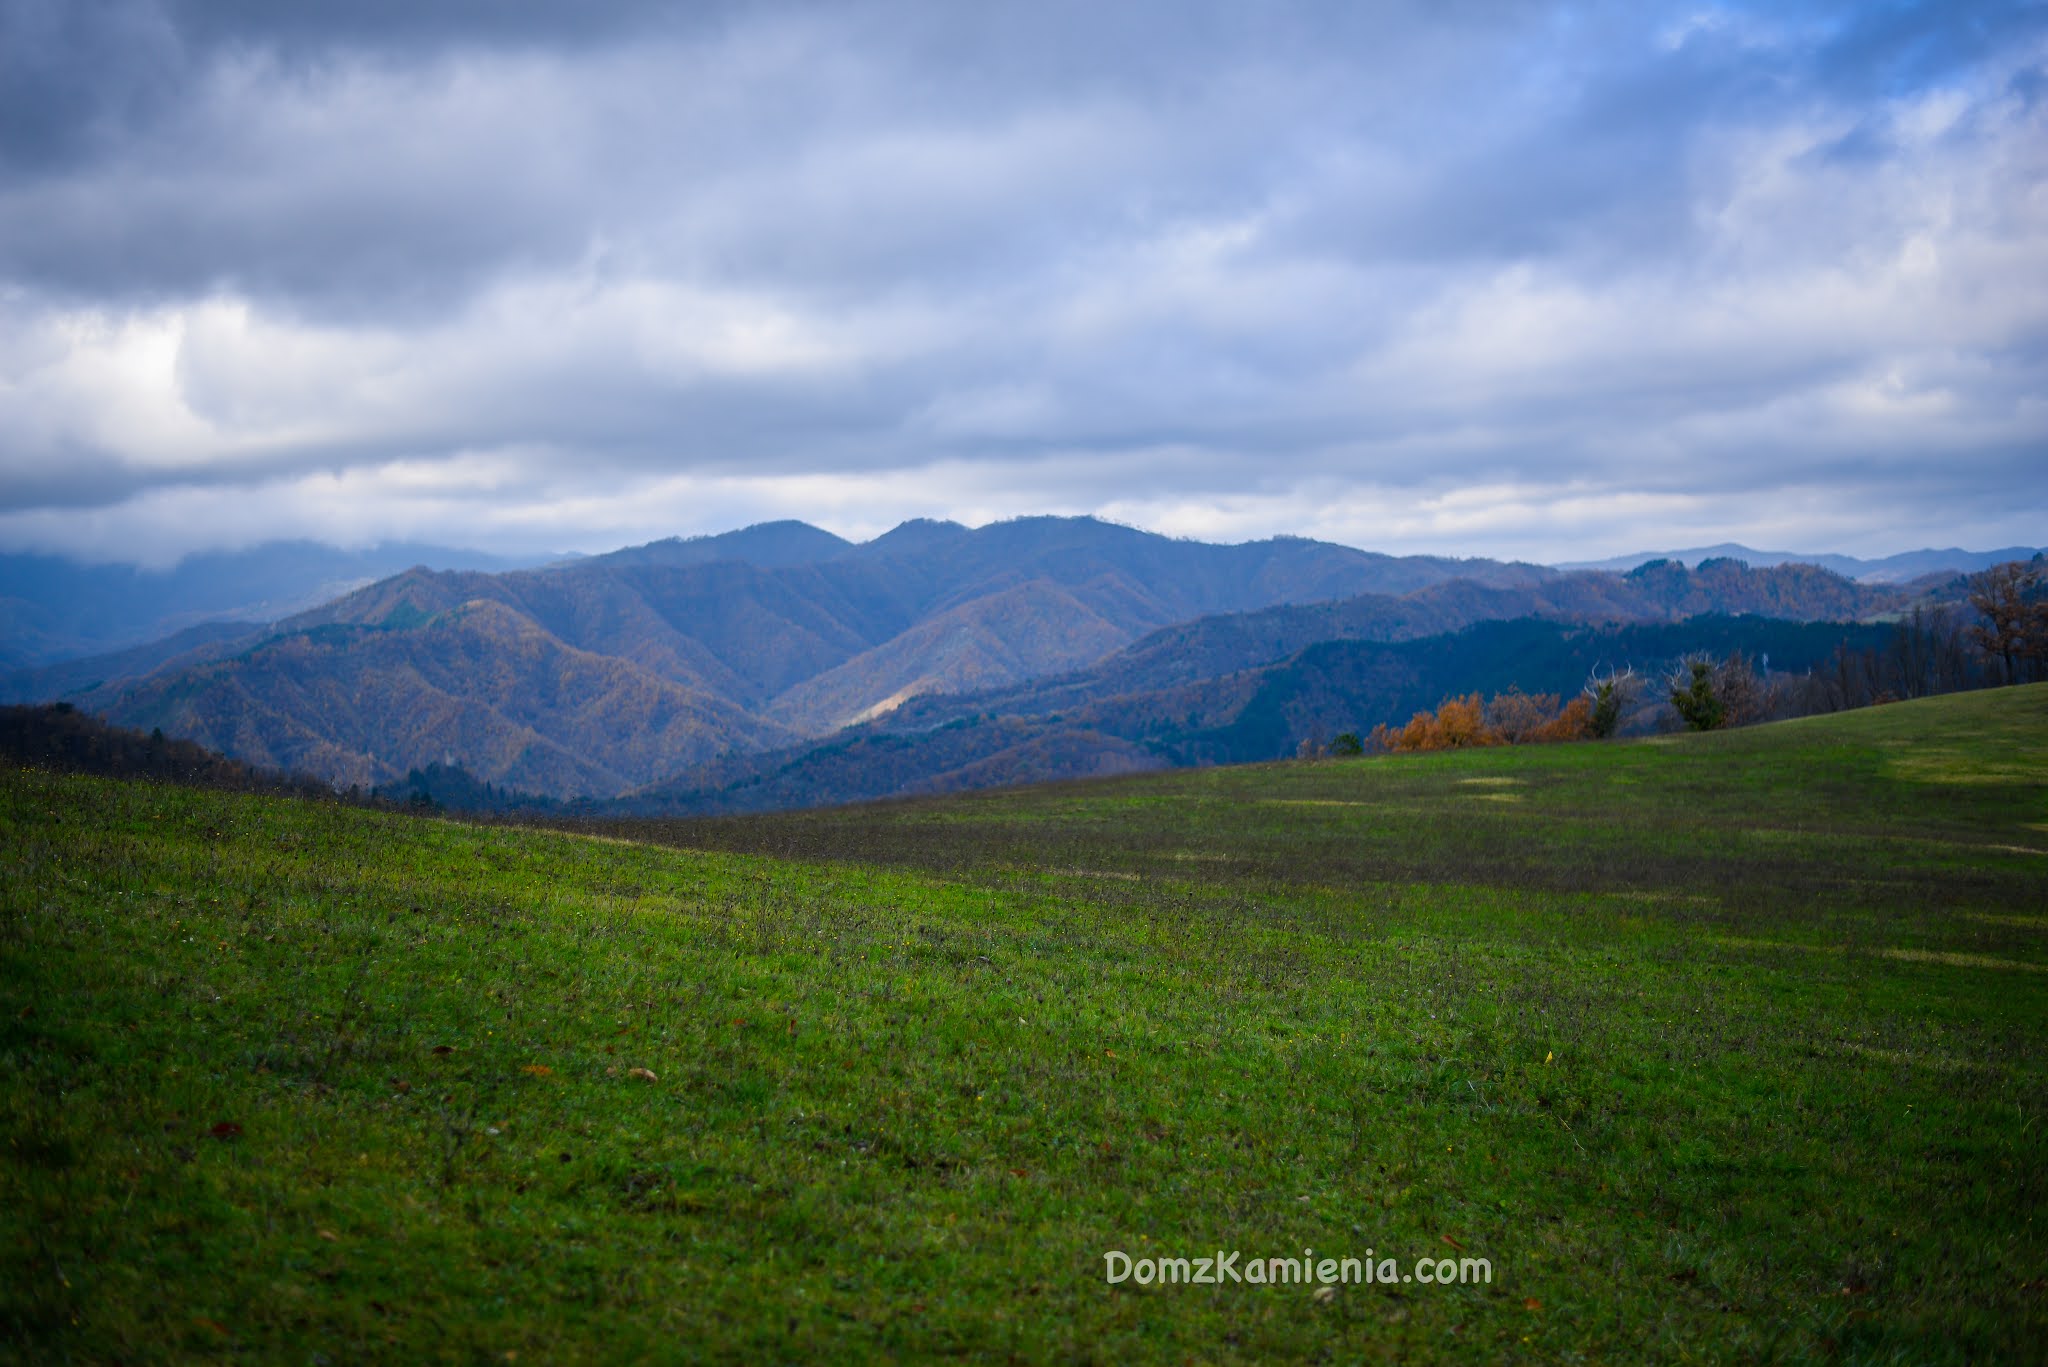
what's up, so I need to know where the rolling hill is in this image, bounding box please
[5,686,2043,1361]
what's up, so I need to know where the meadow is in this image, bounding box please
[4,686,2045,1362]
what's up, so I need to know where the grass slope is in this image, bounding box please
[4,687,2045,1362]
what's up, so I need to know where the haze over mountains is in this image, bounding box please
[2,515,2012,807]
[1557,544,2045,584]
[0,541,561,670]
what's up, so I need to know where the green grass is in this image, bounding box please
[5,687,2046,1363]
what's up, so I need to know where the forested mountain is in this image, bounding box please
[869,557,1907,733]
[624,615,1903,815]
[71,518,1565,792]
[17,519,1930,802]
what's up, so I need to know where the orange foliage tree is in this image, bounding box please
[1368,689,1595,753]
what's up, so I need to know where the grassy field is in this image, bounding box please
[4,686,2045,1362]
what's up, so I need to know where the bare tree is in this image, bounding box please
[1968,561,2043,684]
[1713,650,1770,726]
[1582,665,1638,739]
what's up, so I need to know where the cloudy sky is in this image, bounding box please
[1,0,2043,567]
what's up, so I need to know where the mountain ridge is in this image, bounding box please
[8,516,2008,804]
[78,517,1573,794]
[1556,542,2044,583]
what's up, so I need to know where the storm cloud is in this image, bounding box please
[1,0,2042,565]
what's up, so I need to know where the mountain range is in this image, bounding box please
[626,612,1905,815]
[0,518,2015,806]
[58,518,1560,794]
[1556,542,2043,583]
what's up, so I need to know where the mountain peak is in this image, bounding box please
[853,518,972,558]
[589,520,852,571]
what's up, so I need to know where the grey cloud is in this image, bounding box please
[0,0,2042,564]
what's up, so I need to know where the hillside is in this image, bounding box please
[0,702,340,800]
[4,687,2042,1361]
[68,525,1913,801]
[102,600,799,797]
[626,614,1903,814]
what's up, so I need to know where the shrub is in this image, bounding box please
[1669,659,1726,731]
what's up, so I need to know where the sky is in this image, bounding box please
[0,0,2044,569]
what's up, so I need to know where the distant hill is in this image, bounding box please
[619,614,1904,815]
[873,557,1908,734]
[98,599,802,797]
[0,540,560,669]
[0,620,263,706]
[1556,543,2045,584]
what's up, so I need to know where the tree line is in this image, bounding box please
[1302,559,2048,755]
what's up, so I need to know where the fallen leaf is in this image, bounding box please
[520,1064,553,1077]
[1312,1285,1337,1304]
[627,1067,658,1082]
[208,1121,243,1141]
[316,1229,339,1242]
[1440,1234,1465,1251]
[431,1044,455,1055]
[192,1316,230,1335]
[1523,1297,1543,1311]
[1009,1168,1029,1178]
[16,1005,32,1020]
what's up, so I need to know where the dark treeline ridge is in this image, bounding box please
[370,762,562,814]
[0,704,569,818]
[0,704,377,807]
